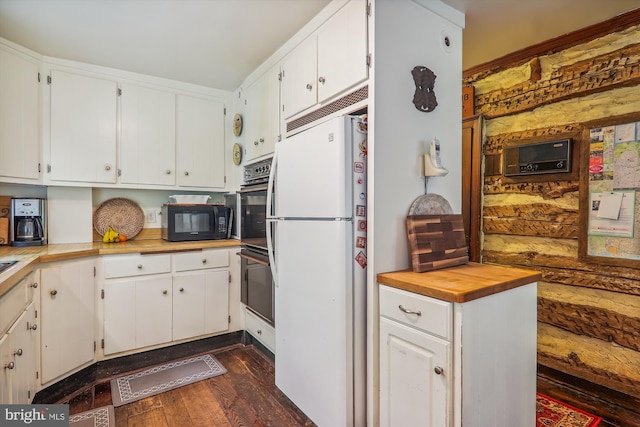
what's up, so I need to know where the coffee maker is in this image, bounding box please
[10,198,47,247]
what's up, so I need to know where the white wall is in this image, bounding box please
[368,1,464,425]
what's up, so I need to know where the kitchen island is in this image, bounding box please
[377,262,541,427]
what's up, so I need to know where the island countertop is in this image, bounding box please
[0,239,241,298]
[377,262,542,303]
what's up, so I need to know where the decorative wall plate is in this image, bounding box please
[233,113,243,136]
[232,143,243,165]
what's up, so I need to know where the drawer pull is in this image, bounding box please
[434,366,443,375]
[137,264,143,269]
[257,329,262,335]
[162,290,168,295]
[30,282,38,289]
[202,259,207,264]
[13,349,23,357]
[4,362,14,370]
[50,289,58,296]
[179,288,184,293]
[398,305,422,316]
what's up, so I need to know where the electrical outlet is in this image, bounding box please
[147,210,156,223]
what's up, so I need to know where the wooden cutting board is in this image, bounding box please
[0,196,11,245]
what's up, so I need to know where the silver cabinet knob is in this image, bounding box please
[165,170,172,175]
[398,305,422,316]
[30,282,38,289]
[162,290,168,295]
[254,140,259,146]
[259,138,265,143]
[201,259,207,264]
[137,264,143,269]
[50,289,58,296]
[4,362,14,370]
[434,366,443,375]
[13,349,23,357]
[179,288,184,293]
[184,171,189,176]
[27,322,37,331]
[306,83,313,90]
[105,164,112,171]
[257,329,262,335]
[318,76,326,84]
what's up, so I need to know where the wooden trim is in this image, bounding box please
[462,115,483,262]
[463,8,640,79]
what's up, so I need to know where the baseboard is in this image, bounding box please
[33,331,243,404]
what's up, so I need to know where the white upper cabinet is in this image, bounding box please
[316,0,368,103]
[281,0,368,120]
[176,94,226,188]
[244,64,281,162]
[49,69,117,184]
[119,83,176,186]
[0,45,40,182]
[280,36,317,120]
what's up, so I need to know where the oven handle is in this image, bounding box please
[236,251,269,266]
[266,152,278,287]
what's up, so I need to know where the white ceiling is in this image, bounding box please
[1,0,639,91]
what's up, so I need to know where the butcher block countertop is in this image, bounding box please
[377,262,542,303]
[0,239,240,298]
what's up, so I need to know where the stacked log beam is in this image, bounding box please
[466,21,640,406]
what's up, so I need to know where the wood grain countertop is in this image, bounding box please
[377,262,542,303]
[0,239,240,298]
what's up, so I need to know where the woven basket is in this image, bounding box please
[93,198,145,238]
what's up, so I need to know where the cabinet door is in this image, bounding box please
[0,46,40,181]
[50,70,117,183]
[317,0,368,103]
[281,36,317,120]
[40,258,95,384]
[244,65,281,162]
[0,333,11,403]
[103,280,136,355]
[379,317,450,427]
[135,276,172,349]
[176,95,225,188]
[204,270,229,334]
[119,83,176,185]
[9,303,38,404]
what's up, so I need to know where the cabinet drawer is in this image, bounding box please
[173,249,229,272]
[0,278,26,336]
[379,285,452,340]
[103,254,171,278]
[245,308,275,353]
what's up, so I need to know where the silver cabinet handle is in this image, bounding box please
[179,288,184,293]
[30,282,38,288]
[184,171,189,176]
[137,264,143,269]
[254,140,259,146]
[4,362,14,370]
[257,329,262,335]
[306,83,313,90]
[318,76,326,84]
[165,170,172,175]
[13,349,23,357]
[398,305,421,316]
[105,164,111,171]
[201,259,207,264]
[50,289,58,296]
[434,366,443,375]
[162,290,168,295]
[259,138,265,143]
[27,322,37,331]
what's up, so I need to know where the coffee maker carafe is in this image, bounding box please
[10,198,47,247]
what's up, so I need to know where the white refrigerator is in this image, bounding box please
[267,115,368,427]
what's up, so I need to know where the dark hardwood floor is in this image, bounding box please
[63,344,316,427]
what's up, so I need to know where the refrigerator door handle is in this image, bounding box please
[266,151,278,286]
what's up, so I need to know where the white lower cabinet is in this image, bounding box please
[244,307,275,354]
[102,249,231,356]
[379,283,537,427]
[0,302,38,404]
[40,258,96,385]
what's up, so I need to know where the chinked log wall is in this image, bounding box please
[463,12,640,407]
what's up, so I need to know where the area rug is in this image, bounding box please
[110,353,227,407]
[69,405,115,427]
[537,392,602,427]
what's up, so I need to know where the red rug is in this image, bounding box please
[537,393,602,427]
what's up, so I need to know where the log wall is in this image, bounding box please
[464,15,640,410]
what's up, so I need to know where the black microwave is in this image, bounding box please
[161,204,232,242]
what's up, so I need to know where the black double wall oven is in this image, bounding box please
[238,158,274,325]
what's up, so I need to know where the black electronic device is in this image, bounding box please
[504,139,571,176]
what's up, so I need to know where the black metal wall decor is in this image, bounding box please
[411,66,438,112]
